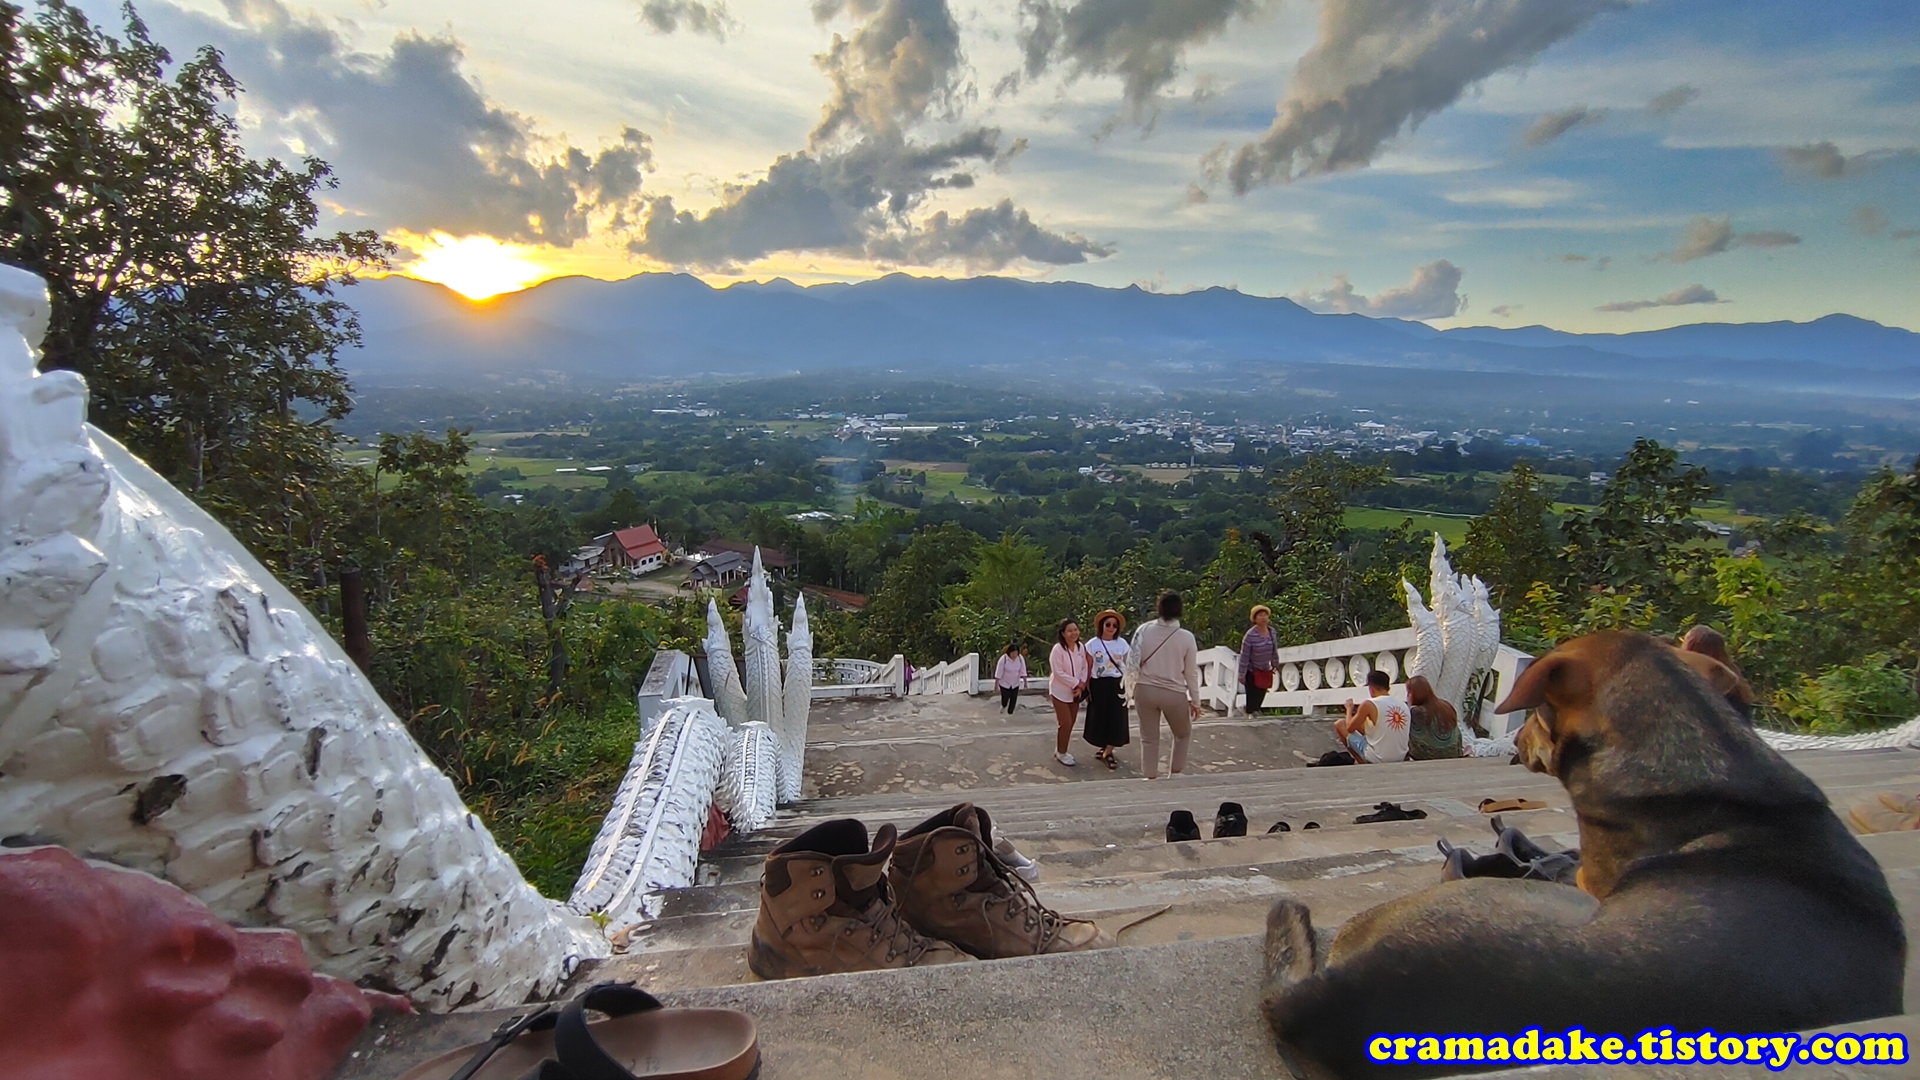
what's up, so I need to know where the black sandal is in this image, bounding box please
[399,982,759,1080]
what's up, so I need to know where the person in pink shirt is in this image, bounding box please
[1048,619,1090,767]
[993,641,1028,714]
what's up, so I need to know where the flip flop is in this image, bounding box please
[397,982,759,1080]
[1478,798,1547,814]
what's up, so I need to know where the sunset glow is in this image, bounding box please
[402,233,553,301]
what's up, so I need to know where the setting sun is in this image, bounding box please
[402,233,553,301]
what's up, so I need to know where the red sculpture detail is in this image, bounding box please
[0,846,410,1080]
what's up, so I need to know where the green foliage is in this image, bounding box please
[1459,461,1559,609]
[1773,656,1920,736]
[1560,439,1715,617]
[857,521,980,662]
[1,0,389,573]
[938,533,1047,659]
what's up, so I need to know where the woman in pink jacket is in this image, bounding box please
[1048,619,1090,767]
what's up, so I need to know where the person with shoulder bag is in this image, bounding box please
[1238,604,1279,715]
[1047,618,1090,767]
[1129,592,1201,779]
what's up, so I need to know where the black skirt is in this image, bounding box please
[1083,676,1130,747]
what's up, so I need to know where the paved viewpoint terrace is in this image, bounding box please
[339,693,1920,1080]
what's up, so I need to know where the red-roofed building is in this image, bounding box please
[595,525,668,574]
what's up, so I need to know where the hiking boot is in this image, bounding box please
[889,803,1114,960]
[748,818,971,980]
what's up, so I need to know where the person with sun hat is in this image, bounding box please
[1082,609,1131,769]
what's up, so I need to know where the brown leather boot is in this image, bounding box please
[748,818,971,980]
[889,802,1115,960]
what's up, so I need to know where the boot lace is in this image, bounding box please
[978,846,1063,941]
[855,887,942,963]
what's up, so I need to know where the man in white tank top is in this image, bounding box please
[1334,669,1411,764]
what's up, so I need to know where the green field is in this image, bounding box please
[1344,507,1471,542]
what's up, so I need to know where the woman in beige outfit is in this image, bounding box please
[1129,591,1201,779]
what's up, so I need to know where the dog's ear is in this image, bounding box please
[1671,648,1752,703]
[1495,651,1595,716]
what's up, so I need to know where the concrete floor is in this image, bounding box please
[804,693,1351,797]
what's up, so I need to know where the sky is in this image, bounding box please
[89,0,1920,332]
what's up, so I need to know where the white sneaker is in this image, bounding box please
[993,835,1041,883]
[1055,751,1077,766]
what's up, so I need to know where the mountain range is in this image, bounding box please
[341,273,1920,405]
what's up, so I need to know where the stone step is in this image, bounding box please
[667,810,1583,916]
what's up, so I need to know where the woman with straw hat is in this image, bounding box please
[1239,604,1279,715]
[1083,609,1131,769]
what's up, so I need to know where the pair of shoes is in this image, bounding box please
[749,803,1112,979]
[399,981,759,1080]
[1354,801,1428,824]
[1055,751,1077,767]
[1214,801,1249,838]
[1166,810,1201,842]
[1436,817,1579,885]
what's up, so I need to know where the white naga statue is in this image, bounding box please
[0,266,602,1011]
[1404,535,1502,727]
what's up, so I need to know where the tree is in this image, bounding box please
[1560,439,1714,618]
[1459,461,1559,609]
[1,0,389,578]
[938,532,1047,657]
[859,522,980,662]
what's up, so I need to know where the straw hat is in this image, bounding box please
[1250,604,1271,621]
[1093,609,1126,634]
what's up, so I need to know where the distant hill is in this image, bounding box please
[339,273,1920,403]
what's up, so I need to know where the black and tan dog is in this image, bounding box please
[1261,631,1905,1079]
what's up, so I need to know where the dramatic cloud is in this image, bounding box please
[1522,105,1606,146]
[1007,0,1261,118]
[1646,84,1700,115]
[812,0,965,143]
[1666,215,1800,263]
[171,0,651,246]
[1218,0,1625,193]
[632,0,1109,270]
[1292,259,1464,320]
[638,0,733,38]
[1852,205,1890,235]
[1597,284,1724,313]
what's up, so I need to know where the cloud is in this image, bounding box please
[171,0,651,247]
[1895,228,1920,241]
[1597,284,1725,313]
[866,199,1114,268]
[1184,183,1211,204]
[1666,215,1801,263]
[1007,0,1261,119]
[1522,105,1606,146]
[637,0,733,38]
[1852,205,1890,235]
[1444,180,1578,208]
[1292,259,1464,320]
[812,0,965,144]
[1490,303,1520,318]
[1217,0,1625,193]
[1559,253,1589,263]
[1646,85,1700,116]
[1773,141,1910,179]
[632,0,1109,270]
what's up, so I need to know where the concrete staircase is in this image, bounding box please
[338,698,1920,1080]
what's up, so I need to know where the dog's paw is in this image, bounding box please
[1262,898,1317,989]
